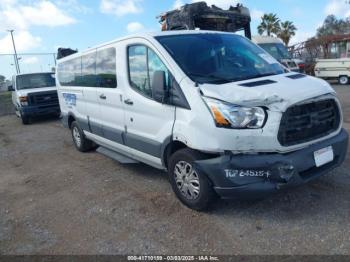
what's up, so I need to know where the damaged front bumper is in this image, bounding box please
[194,129,348,199]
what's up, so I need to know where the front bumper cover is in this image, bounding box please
[193,129,348,199]
[21,104,60,117]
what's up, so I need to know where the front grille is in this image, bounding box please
[278,99,340,146]
[28,91,59,106]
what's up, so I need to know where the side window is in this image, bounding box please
[58,57,81,86]
[128,45,169,98]
[96,48,117,88]
[81,52,96,87]
[128,46,150,97]
[148,48,169,88]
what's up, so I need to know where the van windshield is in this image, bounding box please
[259,43,291,60]
[16,73,56,90]
[156,33,285,84]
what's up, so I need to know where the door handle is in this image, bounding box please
[124,99,133,105]
[99,94,106,100]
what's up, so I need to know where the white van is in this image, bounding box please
[315,58,350,85]
[57,31,348,210]
[8,72,60,124]
[252,36,300,72]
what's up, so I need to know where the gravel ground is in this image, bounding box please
[0,85,349,255]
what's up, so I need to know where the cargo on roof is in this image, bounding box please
[158,1,252,39]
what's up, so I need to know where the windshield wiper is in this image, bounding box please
[234,72,279,82]
[189,73,233,84]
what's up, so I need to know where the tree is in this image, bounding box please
[317,15,350,37]
[277,21,297,46]
[0,75,5,84]
[257,13,281,36]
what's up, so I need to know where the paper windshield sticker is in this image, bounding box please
[259,53,278,64]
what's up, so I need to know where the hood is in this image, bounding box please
[16,86,57,97]
[198,73,335,112]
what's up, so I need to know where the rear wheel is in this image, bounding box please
[71,121,94,152]
[339,76,349,85]
[168,148,216,211]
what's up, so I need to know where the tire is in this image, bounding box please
[168,148,216,211]
[20,112,30,125]
[71,121,94,152]
[339,76,349,85]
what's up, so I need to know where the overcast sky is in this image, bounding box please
[1,0,350,79]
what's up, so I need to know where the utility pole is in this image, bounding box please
[7,30,21,74]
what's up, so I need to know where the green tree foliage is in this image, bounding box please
[0,75,5,84]
[317,15,350,37]
[257,13,281,36]
[277,21,297,46]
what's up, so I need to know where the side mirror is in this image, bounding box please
[8,85,14,92]
[152,70,167,103]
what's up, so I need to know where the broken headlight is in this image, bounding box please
[203,97,266,129]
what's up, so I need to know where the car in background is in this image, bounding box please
[8,72,60,124]
[315,58,350,85]
[293,58,306,73]
[252,36,300,72]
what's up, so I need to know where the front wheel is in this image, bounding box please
[339,76,349,85]
[20,112,30,125]
[168,148,216,211]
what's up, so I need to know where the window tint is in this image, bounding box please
[96,48,116,88]
[81,52,96,87]
[58,57,81,86]
[128,45,169,98]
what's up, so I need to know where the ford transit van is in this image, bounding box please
[57,31,348,210]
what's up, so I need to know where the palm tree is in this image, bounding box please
[278,21,297,46]
[258,13,281,36]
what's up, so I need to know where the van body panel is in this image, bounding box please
[117,38,177,157]
[84,131,164,169]
[198,73,335,111]
[194,129,348,199]
[56,31,348,204]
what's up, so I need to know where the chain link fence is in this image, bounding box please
[0,53,56,82]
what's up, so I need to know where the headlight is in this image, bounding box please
[19,96,28,106]
[203,97,266,129]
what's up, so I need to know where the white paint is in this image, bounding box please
[56,30,343,170]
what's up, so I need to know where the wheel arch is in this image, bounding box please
[67,113,76,129]
[161,139,188,169]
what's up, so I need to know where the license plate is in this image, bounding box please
[314,146,334,167]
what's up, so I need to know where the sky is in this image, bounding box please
[1,0,350,79]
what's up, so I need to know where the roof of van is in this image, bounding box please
[57,30,243,62]
[252,35,283,44]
